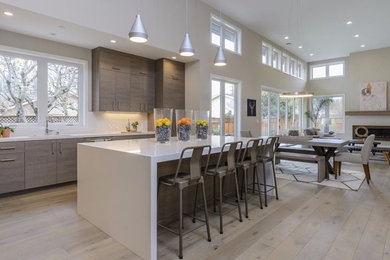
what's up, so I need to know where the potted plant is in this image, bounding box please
[0,126,15,138]
[131,121,139,132]
[305,97,333,128]
[177,117,191,141]
[196,120,208,140]
[155,118,172,143]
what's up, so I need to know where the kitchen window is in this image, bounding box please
[0,48,85,126]
[211,15,241,54]
[211,77,240,136]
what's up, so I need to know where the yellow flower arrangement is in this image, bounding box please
[156,117,172,127]
[196,120,208,126]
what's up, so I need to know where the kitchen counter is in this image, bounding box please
[77,136,276,260]
[0,131,155,142]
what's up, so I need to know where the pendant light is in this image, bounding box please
[128,0,148,43]
[179,0,195,56]
[280,92,314,98]
[214,1,227,66]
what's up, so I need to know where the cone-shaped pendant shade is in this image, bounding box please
[214,46,227,66]
[128,14,148,43]
[179,33,195,56]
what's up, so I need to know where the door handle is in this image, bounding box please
[0,158,16,162]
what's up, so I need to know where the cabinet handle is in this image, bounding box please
[139,72,147,75]
[0,158,16,162]
[59,142,63,154]
[112,67,120,71]
[112,101,115,111]
[171,76,179,80]
[0,147,16,151]
[52,143,55,155]
[117,101,120,111]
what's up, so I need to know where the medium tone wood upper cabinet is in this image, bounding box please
[0,142,25,194]
[92,47,155,112]
[25,140,57,189]
[155,58,185,109]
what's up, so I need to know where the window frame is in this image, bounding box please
[210,74,241,137]
[210,15,242,55]
[289,57,297,77]
[310,60,345,80]
[0,45,87,128]
[272,48,282,70]
[310,94,345,133]
[297,61,304,79]
[262,42,272,67]
[281,52,289,74]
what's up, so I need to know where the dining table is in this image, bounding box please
[277,137,350,179]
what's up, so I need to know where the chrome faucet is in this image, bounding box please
[45,116,54,135]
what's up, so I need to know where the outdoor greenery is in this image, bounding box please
[305,97,334,128]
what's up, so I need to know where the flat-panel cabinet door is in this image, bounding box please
[0,153,25,194]
[99,69,116,111]
[163,77,185,109]
[25,140,57,189]
[145,75,155,113]
[115,71,131,112]
[130,73,146,112]
[56,139,79,183]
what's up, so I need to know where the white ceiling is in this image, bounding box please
[202,0,390,62]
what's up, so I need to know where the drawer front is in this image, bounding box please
[0,153,25,194]
[0,142,25,155]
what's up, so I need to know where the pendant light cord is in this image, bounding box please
[186,0,188,33]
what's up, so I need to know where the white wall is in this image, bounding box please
[307,47,390,142]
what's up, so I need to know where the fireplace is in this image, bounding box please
[353,125,390,141]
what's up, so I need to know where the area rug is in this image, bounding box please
[275,160,366,191]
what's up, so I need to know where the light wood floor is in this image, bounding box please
[0,161,389,260]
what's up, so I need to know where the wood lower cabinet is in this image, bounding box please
[0,142,25,194]
[56,139,79,184]
[25,140,57,189]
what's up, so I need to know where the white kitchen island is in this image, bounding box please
[77,136,274,260]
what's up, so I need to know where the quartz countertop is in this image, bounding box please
[0,131,155,143]
[79,135,252,162]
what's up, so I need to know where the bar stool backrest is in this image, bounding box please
[241,139,263,165]
[215,141,243,173]
[260,137,279,158]
[174,145,212,183]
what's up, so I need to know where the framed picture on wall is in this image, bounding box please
[247,99,256,117]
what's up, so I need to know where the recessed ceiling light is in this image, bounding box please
[110,40,116,43]
[361,44,366,48]
[50,32,56,36]
[284,36,289,40]
[309,53,314,57]
[172,56,177,60]
[354,34,360,38]
[3,11,13,16]
[298,45,303,49]
[58,25,65,29]
[346,21,353,25]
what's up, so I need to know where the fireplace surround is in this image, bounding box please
[353,125,390,141]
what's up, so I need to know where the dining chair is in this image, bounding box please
[236,138,263,218]
[334,135,375,184]
[256,136,279,207]
[158,145,212,259]
[205,141,243,234]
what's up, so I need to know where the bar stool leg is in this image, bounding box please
[252,169,256,194]
[255,166,263,209]
[192,183,199,223]
[219,175,224,234]
[213,176,216,213]
[179,188,183,259]
[234,171,243,222]
[240,168,244,200]
[262,161,268,207]
[272,160,279,200]
[243,168,248,218]
[201,180,211,242]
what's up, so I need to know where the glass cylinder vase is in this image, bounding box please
[175,109,193,141]
[154,108,173,143]
[194,110,210,140]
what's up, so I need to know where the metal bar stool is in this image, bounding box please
[158,145,212,259]
[256,136,279,207]
[236,138,264,218]
[205,141,243,234]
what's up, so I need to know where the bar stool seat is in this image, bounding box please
[160,173,191,187]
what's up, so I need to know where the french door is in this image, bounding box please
[211,78,239,136]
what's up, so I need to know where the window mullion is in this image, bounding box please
[221,81,225,136]
[37,59,48,126]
